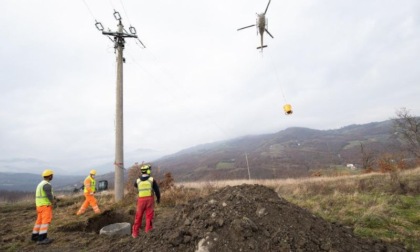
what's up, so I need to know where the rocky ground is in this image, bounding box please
[1,184,406,251]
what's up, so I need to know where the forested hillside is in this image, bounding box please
[154,120,412,181]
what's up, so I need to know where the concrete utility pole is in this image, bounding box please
[245,153,251,180]
[98,10,145,202]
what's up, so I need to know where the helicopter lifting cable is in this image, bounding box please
[267,53,293,115]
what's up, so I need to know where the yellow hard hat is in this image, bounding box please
[140,164,151,174]
[90,169,97,175]
[140,164,151,171]
[42,169,54,177]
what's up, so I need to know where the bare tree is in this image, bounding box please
[393,107,420,159]
[360,143,375,170]
[125,162,143,195]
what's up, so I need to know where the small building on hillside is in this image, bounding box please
[346,164,356,170]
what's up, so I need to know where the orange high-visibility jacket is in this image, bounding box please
[83,176,96,194]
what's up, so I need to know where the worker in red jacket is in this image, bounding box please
[132,164,161,238]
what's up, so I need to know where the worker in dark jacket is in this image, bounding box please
[132,164,160,238]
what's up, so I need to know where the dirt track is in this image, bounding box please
[1,184,406,251]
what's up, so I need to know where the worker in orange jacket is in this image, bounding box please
[77,169,101,215]
[32,169,55,245]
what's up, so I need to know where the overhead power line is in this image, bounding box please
[82,0,96,20]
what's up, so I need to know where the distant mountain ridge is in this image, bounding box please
[0,172,84,192]
[0,148,168,176]
[0,158,57,174]
[0,172,120,192]
[154,120,403,181]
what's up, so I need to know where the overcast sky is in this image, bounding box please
[1,0,419,175]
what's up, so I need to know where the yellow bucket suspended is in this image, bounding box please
[283,104,293,115]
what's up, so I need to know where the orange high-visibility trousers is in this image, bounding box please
[32,205,53,236]
[77,194,100,215]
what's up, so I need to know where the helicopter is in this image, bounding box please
[237,0,274,52]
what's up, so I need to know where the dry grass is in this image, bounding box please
[0,191,33,204]
[178,167,420,196]
[178,167,420,250]
[160,183,216,207]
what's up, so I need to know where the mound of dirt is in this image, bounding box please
[113,184,405,252]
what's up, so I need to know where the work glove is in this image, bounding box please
[156,198,160,204]
[52,200,57,208]
[90,192,94,195]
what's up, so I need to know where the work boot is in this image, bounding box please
[37,238,54,245]
[31,234,39,242]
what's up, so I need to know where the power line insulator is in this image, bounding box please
[113,10,122,21]
[129,26,137,35]
[95,20,104,31]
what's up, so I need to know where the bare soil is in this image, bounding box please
[1,184,406,251]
